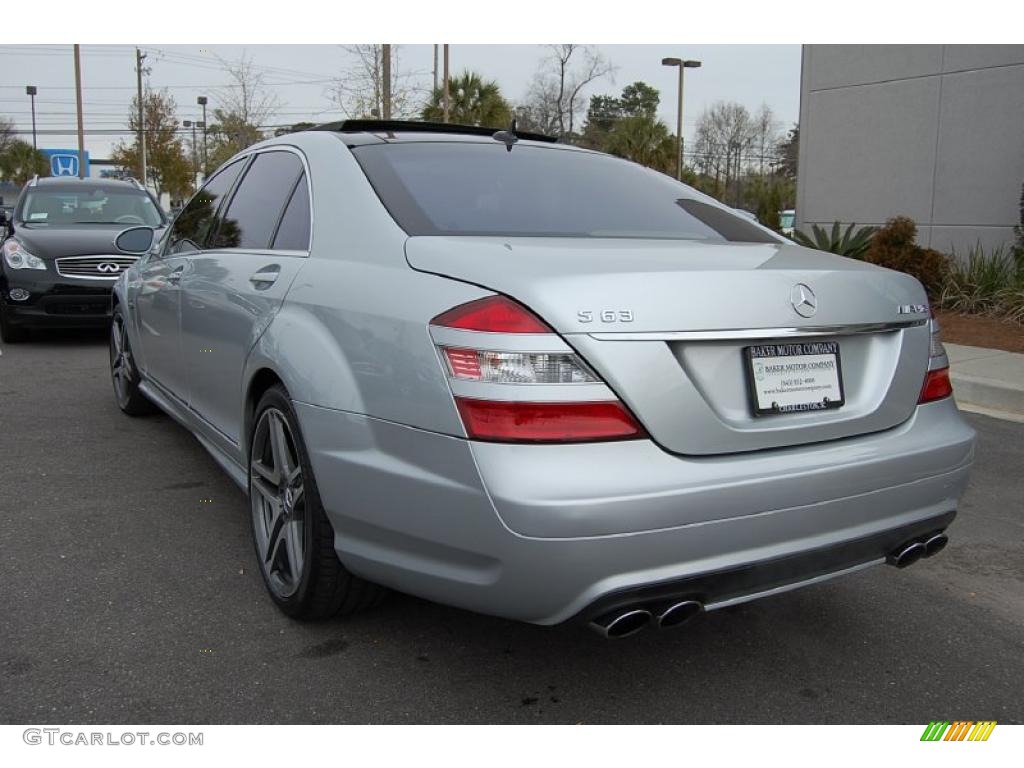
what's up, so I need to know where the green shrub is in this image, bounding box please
[938,244,1024,323]
[792,221,877,258]
[863,216,950,298]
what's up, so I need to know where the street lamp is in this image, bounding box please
[25,86,38,151]
[197,96,208,174]
[182,119,198,191]
[661,57,701,181]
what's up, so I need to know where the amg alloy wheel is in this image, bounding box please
[251,406,307,600]
[110,306,155,415]
[249,385,385,619]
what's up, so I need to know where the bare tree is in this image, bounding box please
[213,51,280,129]
[693,102,758,199]
[751,104,779,177]
[519,45,615,139]
[330,45,424,119]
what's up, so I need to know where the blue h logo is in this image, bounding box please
[50,153,79,177]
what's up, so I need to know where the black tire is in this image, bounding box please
[110,304,156,416]
[0,307,27,343]
[249,384,385,620]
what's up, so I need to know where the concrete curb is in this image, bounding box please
[945,343,1024,418]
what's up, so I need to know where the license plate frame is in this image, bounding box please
[744,341,845,417]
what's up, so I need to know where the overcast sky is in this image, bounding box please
[0,44,801,159]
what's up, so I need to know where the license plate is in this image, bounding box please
[744,342,845,417]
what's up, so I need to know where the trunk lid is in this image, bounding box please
[407,236,932,455]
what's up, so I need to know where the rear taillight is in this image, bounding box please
[454,398,645,443]
[432,295,552,334]
[920,367,953,403]
[919,311,953,404]
[431,296,646,443]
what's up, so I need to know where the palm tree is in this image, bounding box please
[604,115,675,175]
[0,140,49,187]
[422,71,512,129]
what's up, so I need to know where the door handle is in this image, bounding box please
[167,266,184,285]
[249,266,281,287]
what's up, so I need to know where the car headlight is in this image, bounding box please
[3,240,47,271]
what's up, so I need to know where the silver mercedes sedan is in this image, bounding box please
[109,120,975,638]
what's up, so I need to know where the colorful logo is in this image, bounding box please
[920,721,997,741]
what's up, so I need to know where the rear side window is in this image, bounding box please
[213,151,304,249]
[166,159,245,255]
[353,142,779,243]
[271,173,310,251]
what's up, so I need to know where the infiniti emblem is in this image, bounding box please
[97,262,121,274]
[790,283,817,318]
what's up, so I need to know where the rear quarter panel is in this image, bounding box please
[242,132,488,437]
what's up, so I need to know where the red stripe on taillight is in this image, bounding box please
[919,366,953,404]
[443,347,483,379]
[431,295,552,334]
[454,398,646,443]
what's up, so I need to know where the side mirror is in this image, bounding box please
[115,226,155,255]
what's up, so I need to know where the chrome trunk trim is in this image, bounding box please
[586,319,927,342]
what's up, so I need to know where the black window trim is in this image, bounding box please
[207,145,313,256]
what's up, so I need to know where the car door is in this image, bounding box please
[178,149,311,445]
[134,159,246,399]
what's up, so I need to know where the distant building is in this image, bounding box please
[796,45,1024,255]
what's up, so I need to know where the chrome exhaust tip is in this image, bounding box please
[589,608,653,639]
[656,599,704,630]
[887,541,927,569]
[923,533,949,558]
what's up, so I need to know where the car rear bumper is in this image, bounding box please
[294,397,975,625]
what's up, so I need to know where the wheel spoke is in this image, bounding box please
[284,520,304,580]
[269,413,294,481]
[263,500,286,567]
[251,458,277,485]
[289,482,304,510]
[252,475,279,508]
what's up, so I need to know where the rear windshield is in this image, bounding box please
[18,187,164,227]
[353,142,779,243]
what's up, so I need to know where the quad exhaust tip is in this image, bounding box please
[656,599,705,630]
[923,533,948,558]
[589,608,652,639]
[888,541,927,568]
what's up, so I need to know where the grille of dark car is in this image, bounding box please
[55,255,138,280]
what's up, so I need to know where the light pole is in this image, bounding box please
[381,44,391,120]
[25,86,38,151]
[661,57,701,181]
[442,44,450,123]
[183,119,198,191]
[197,96,208,175]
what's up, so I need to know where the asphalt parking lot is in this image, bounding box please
[1,330,1022,725]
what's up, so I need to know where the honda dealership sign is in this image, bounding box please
[40,149,90,178]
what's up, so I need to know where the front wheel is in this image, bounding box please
[249,385,385,620]
[110,305,156,415]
